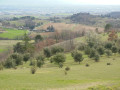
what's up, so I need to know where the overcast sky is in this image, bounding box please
[0,0,120,6]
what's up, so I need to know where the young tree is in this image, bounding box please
[23,53,30,63]
[89,48,97,58]
[35,35,43,43]
[105,24,112,32]
[105,50,112,57]
[97,47,105,55]
[23,33,35,54]
[4,57,16,68]
[44,48,51,58]
[31,66,37,74]
[10,53,23,66]
[112,46,118,54]
[51,53,66,68]
[108,30,118,41]
[104,42,113,50]
[51,46,64,55]
[84,46,91,55]
[36,55,45,68]
[94,54,100,62]
[13,42,24,53]
[73,52,84,64]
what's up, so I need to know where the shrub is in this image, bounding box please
[51,53,66,67]
[23,53,30,63]
[4,57,16,68]
[73,52,84,64]
[30,59,36,66]
[64,66,70,75]
[89,48,97,58]
[78,43,86,51]
[104,42,113,49]
[105,50,112,57]
[65,66,70,71]
[31,66,37,74]
[35,35,43,43]
[44,48,51,58]
[10,53,23,66]
[111,46,118,53]
[36,55,45,68]
[107,63,111,65]
[71,50,77,57]
[51,46,64,55]
[94,54,100,62]
[97,47,105,55]
[84,47,91,55]
[13,42,24,53]
[86,63,90,67]
[59,62,63,68]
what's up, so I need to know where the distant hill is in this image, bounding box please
[107,12,120,18]
[67,13,100,25]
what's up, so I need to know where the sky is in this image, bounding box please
[0,0,120,6]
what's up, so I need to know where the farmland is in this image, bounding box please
[0,28,28,39]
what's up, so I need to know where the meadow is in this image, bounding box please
[0,28,28,39]
[0,53,120,90]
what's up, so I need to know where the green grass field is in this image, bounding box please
[0,53,120,90]
[0,31,120,89]
[0,28,28,39]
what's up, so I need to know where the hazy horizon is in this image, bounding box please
[1,0,120,7]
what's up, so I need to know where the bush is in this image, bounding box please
[35,35,43,43]
[23,53,30,63]
[59,62,63,68]
[73,52,84,64]
[104,42,113,49]
[4,57,16,68]
[86,63,90,67]
[94,54,100,62]
[105,50,112,57]
[13,42,24,53]
[107,63,111,65]
[10,53,23,66]
[51,46,64,55]
[36,55,45,68]
[30,59,36,66]
[31,66,37,74]
[44,48,51,58]
[97,47,105,55]
[64,66,70,75]
[51,53,66,67]
[78,43,86,51]
[71,50,77,57]
[111,46,118,53]
[89,48,97,58]
[84,47,91,55]
[65,66,70,71]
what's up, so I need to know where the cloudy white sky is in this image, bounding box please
[0,0,120,6]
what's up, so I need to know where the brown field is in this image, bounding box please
[36,23,104,32]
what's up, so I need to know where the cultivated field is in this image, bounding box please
[0,28,28,39]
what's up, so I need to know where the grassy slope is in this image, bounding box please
[0,33,120,89]
[0,28,28,39]
[0,53,120,90]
